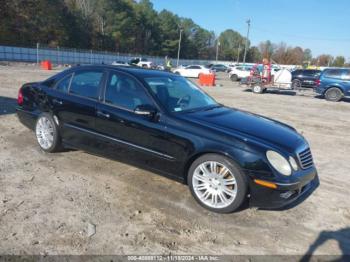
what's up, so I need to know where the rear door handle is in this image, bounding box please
[97,110,110,118]
[52,99,63,105]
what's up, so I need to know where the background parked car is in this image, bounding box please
[210,64,229,72]
[291,69,321,89]
[129,57,153,68]
[315,68,350,102]
[229,66,252,81]
[173,65,212,78]
[226,63,237,73]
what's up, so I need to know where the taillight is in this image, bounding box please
[18,88,23,105]
[315,79,321,86]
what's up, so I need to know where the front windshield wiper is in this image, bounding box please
[182,104,222,113]
[202,104,222,111]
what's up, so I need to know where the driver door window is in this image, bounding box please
[104,72,153,111]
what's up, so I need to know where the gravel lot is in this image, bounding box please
[0,63,349,256]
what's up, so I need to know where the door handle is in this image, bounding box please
[52,99,63,105]
[97,110,110,118]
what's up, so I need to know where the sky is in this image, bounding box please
[151,0,350,59]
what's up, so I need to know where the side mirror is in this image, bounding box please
[134,104,157,118]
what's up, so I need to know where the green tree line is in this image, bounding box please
[0,0,347,66]
[0,0,260,61]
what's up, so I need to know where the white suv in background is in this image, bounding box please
[229,66,252,81]
[173,65,212,78]
[130,57,153,68]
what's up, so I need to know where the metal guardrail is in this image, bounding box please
[0,45,229,66]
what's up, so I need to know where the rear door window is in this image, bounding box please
[303,70,314,76]
[55,74,72,93]
[69,70,103,99]
[342,69,350,80]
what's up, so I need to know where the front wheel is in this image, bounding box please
[188,154,247,213]
[35,113,62,152]
[325,87,343,102]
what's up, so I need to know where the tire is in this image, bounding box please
[35,113,62,153]
[174,71,180,75]
[325,87,343,102]
[292,79,302,91]
[252,85,263,94]
[230,74,238,82]
[187,154,248,213]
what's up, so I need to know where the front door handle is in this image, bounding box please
[97,110,110,118]
[52,99,63,105]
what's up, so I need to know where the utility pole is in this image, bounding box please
[237,43,241,63]
[243,19,251,65]
[216,40,220,62]
[36,43,39,65]
[176,27,183,67]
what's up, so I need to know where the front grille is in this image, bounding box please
[298,147,314,169]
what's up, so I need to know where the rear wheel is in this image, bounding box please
[230,74,238,82]
[188,154,247,213]
[35,113,61,153]
[325,87,343,102]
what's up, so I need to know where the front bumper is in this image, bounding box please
[249,169,319,209]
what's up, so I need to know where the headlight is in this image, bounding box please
[266,150,291,176]
[289,156,298,171]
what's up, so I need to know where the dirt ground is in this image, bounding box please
[0,63,349,256]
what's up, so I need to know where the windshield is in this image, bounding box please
[144,76,217,112]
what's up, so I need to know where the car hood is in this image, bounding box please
[180,106,305,152]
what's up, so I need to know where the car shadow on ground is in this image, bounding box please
[314,95,350,103]
[0,96,17,116]
[243,88,297,96]
[300,227,350,261]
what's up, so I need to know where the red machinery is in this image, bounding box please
[248,58,272,84]
[240,59,294,94]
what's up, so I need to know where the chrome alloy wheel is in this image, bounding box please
[36,116,54,150]
[192,161,237,208]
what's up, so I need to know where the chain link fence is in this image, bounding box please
[0,45,231,67]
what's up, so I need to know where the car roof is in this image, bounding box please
[58,64,176,79]
[293,69,321,73]
[324,68,349,71]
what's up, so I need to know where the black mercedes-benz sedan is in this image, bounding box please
[16,65,319,213]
